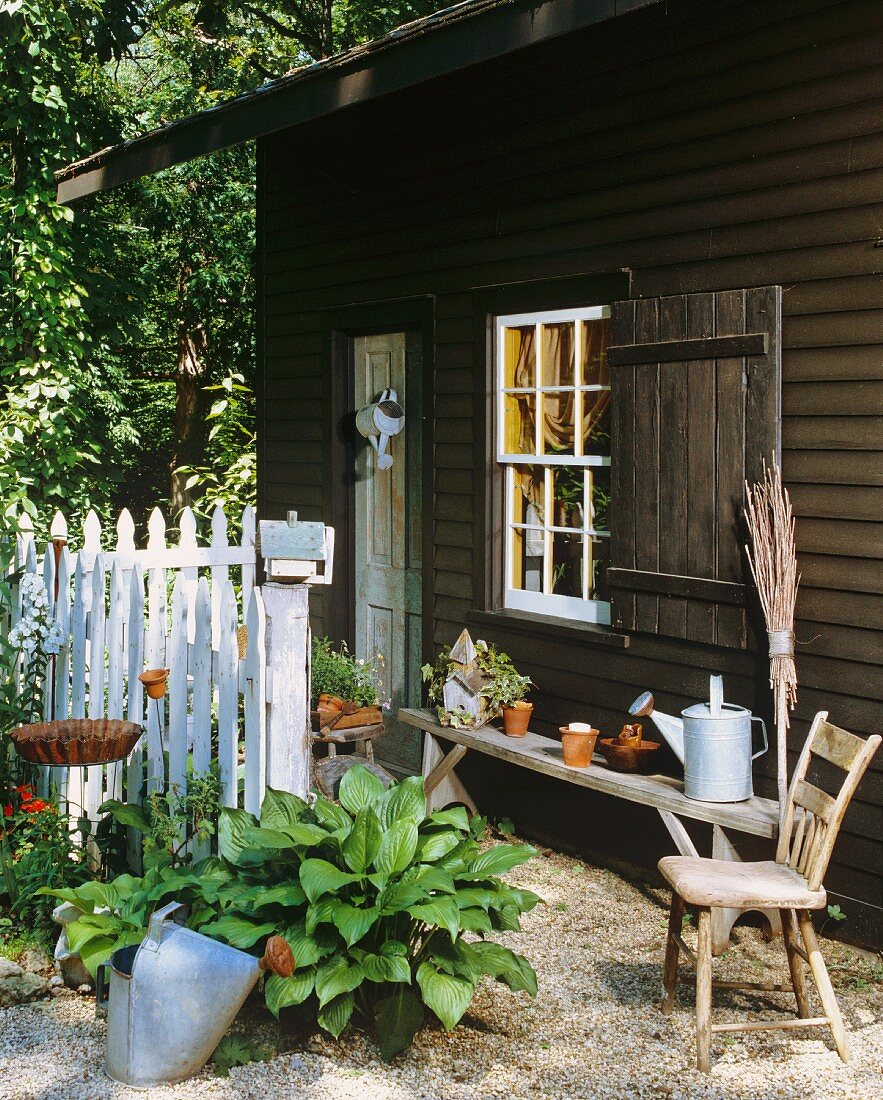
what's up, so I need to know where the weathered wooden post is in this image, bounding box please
[259,512,334,800]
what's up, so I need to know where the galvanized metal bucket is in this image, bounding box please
[682,701,768,803]
[104,902,293,1088]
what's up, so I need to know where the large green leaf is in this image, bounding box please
[332,902,380,947]
[282,920,337,969]
[467,843,536,877]
[338,765,385,814]
[78,935,118,980]
[491,885,542,913]
[299,859,360,903]
[374,987,424,1061]
[260,787,311,833]
[312,798,353,833]
[306,897,340,935]
[314,956,365,1007]
[241,824,297,851]
[361,951,411,985]
[317,990,355,1038]
[342,807,382,873]
[454,886,494,910]
[264,969,315,1017]
[379,880,427,915]
[490,905,522,932]
[250,883,307,910]
[218,808,257,864]
[98,799,151,834]
[405,864,455,894]
[416,962,473,1030]
[457,907,493,934]
[415,830,461,863]
[428,806,469,831]
[199,914,276,949]
[379,776,425,828]
[406,895,460,940]
[374,820,418,876]
[470,942,537,996]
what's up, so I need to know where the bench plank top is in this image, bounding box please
[399,708,779,839]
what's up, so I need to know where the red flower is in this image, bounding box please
[23,799,51,814]
[15,785,34,801]
[2,804,11,818]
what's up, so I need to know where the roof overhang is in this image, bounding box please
[57,0,662,204]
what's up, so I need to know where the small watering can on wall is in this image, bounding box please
[102,902,293,1087]
[355,388,405,470]
[629,675,767,803]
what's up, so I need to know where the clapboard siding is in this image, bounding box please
[259,0,883,944]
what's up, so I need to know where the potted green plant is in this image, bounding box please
[310,637,384,730]
[479,649,534,737]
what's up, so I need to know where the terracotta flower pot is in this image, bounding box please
[502,701,533,737]
[559,726,599,768]
[138,668,169,700]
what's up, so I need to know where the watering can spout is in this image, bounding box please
[629,691,685,763]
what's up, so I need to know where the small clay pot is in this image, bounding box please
[502,701,533,737]
[559,726,599,768]
[138,668,169,700]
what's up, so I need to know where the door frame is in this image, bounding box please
[321,296,435,668]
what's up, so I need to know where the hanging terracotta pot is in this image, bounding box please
[559,725,599,768]
[502,701,533,737]
[139,669,169,700]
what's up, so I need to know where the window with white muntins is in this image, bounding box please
[496,306,611,624]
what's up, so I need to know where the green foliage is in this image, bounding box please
[421,640,533,721]
[310,637,382,708]
[211,1035,272,1077]
[59,769,540,1058]
[827,904,846,923]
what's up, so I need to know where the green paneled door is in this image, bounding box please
[353,332,423,775]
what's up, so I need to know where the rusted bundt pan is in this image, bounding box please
[10,718,144,766]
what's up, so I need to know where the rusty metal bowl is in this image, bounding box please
[598,736,660,773]
[9,718,143,766]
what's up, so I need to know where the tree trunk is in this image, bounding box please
[169,319,209,512]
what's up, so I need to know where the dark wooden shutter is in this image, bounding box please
[607,286,781,647]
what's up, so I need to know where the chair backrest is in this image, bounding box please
[775,711,881,891]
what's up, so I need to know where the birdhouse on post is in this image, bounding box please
[258,511,334,584]
[258,510,334,802]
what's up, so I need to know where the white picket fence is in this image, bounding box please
[11,503,269,840]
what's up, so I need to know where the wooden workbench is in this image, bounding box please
[399,707,782,954]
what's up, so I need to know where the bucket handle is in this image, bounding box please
[144,901,187,953]
[751,716,768,761]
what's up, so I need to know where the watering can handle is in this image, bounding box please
[751,716,768,761]
[145,901,187,952]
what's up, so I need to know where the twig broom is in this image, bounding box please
[744,461,799,828]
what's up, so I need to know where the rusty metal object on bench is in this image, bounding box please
[313,754,395,801]
[313,722,384,744]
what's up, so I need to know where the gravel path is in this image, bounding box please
[1,843,880,1100]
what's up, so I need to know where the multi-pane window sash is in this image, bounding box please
[496,306,612,624]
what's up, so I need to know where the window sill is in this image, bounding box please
[468,608,630,649]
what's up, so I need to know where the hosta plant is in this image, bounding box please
[201,767,539,1059]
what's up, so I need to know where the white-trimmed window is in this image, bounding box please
[496,306,611,624]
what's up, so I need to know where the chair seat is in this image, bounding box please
[658,857,826,910]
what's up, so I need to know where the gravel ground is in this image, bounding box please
[1,842,881,1100]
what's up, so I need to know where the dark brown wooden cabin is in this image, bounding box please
[59,0,883,946]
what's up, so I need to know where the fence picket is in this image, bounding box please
[241,505,256,620]
[243,588,266,817]
[168,575,189,794]
[126,564,145,867]
[52,546,71,808]
[190,578,212,860]
[86,560,107,830]
[179,507,198,641]
[210,505,229,649]
[217,580,238,809]
[106,562,125,801]
[145,510,167,794]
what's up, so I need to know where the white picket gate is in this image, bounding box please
[12,503,270,840]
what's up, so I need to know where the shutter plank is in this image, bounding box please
[634,297,660,634]
[610,299,637,630]
[686,292,717,644]
[658,294,689,638]
[715,289,749,647]
[745,285,783,483]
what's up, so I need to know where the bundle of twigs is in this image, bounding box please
[744,461,799,823]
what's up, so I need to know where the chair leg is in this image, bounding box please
[695,907,713,1072]
[661,892,684,1014]
[798,911,851,1064]
[781,908,811,1018]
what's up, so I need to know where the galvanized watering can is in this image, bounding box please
[355,387,405,470]
[629,675,767,803]
[103,901,293,1087]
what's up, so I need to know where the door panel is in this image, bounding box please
[354,332,423,774]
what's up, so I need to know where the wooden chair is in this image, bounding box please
[657,711,881,1071]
